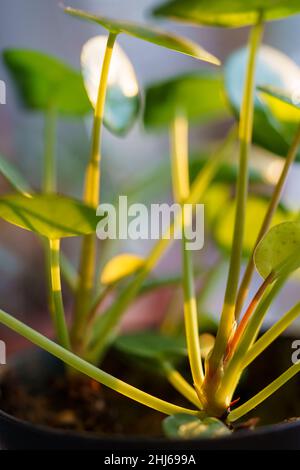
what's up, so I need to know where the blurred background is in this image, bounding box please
[1,0,300,351]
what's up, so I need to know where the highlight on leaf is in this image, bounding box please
[258,85,300,125]
[199,333,215,360]
[225,45,300,161]
[81,36,141,136]
[101,253,145,285]
[163,414,231,439]
[259,85,300,109]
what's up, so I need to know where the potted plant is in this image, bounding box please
[0,1,300,450]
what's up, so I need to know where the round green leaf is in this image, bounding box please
[65,7,220,65]
[153,0,300,28]
[3,49,91,115]
[0,194,99,239]
[214,196,290,257]
[81,36,141,136]
[254,221,300,279]
[225,46,300,161]
[144,71,228,129]
[114,331,187,361]
[163,414,231,439]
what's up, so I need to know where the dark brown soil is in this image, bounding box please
[0,353,187,437]
[0,336,299,437]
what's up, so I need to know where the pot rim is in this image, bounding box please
[1,348,300,444]
[1,396,300,444]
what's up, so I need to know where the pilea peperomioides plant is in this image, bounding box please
[0,2,300,441]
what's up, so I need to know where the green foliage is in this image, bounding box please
[81,36,141,136]
[153,0,300,28]
[65,7,220,65]
[0,1,300,435]
[214,196,290,257]
[144,71,228,129]
[225,45,300,161]
[163,413,231,438]
[259,85,300,112]
[126,149,264,209]
[254,221,300,279]
[189,151,264,185]
[114,331,187,361]
[3,49,91,115]
[0,193,100,239]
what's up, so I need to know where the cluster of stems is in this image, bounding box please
[1,13,300,425]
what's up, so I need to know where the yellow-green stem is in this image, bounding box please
[161,361,202,408]
[88,128,236,363]
[43,106,58,334]
[242,301,300,370]
[48,239,70,350]
[72,32,117,349]
[182,229,204,387]
[170,111,189,202]
[0,309,198,417]
[228,360,300,422]
[235,122,300,319]
[208,17,264,372]
[170,112,204,387]
[216,276,285,406]
[226,273,274,358]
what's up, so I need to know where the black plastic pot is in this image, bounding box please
[0,349,300,450]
